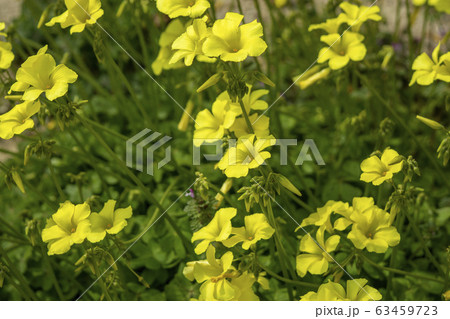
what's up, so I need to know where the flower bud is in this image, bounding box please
[197,73,223,93]
[416,115,445,130]
[25,219,40,246]
[11,170,25,194]
[178,100,195,132]
[294,67,330,90]
[214,178,233,208]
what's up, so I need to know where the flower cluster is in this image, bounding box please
[297,196,400,281]
[1,46,78,140]
[46,0,104,34]
[153,2,267,71]
[294,2,381,88]
[296,194,399,300]
[310,2,381,70]
[0,22,14,70]
[410,42,450,86]
[153,2,275,179]
[42,200,132,255]
[184,207,274,300]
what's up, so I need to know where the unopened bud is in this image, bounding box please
[416,115,445,131]
[178,100,195,132]
[214,178,233,208]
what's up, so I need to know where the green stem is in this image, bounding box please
[207,180,241,209]
[46,155,66,201]
[386,212,405,300]
[106,53,152,127]
[238,97,255,134]
[258,262,318,289]
[40,243,65,300]
[358,252,445,284]
[81,115,128,141]
[92,258,112,301]
[262,203,295,300]
[66,128,113,198]
[285,187,315,213]
[0,215,27,241]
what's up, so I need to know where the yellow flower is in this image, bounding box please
[214,178,233,208]
[431,0,450,14]
[293,66,331,90]
[184,245,239,300]
[0,22,6,37]
[41,201,91,255]
[152,19,186,75]
[0,101,41,140]
[217,85,269,114]
[0,23,14,69]
[87,200,132,243]
[443,290,450,301]
[203,12,267,62]
[228,271,259,301]
[0,41,14,69]
[156,0,211,18]
[299,200,351,233]
[308,15,347,34]
[300,279,382,301]
[217,134,276,178]
[170,18,213,66]
[410,42,450,86]
[437,59,450,82]
[184,246,260,300]
[360,148,403,186]
[1,23,14,69]
[274,0,288,8]
[46,0,104,34]
[9,45,78,101]
[347,197,400,253]
[317,32,366,70]
[193,98,240,147]
[223,213,275,249]
[296,226,340,277]
[415,0,450,13]
[191,207,236,254]
[339,2,382,31]
[231,113,270,138]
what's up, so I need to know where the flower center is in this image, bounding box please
[210,272,235,283]
[106,223,112,229]
[339,50,345,56]
[367,232,373,239]
[71,227,76,233]
[233,48,238,52]
[188,1,194,6]
[248,236,254,240]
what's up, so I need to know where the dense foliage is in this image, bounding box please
[0,0,449,301]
